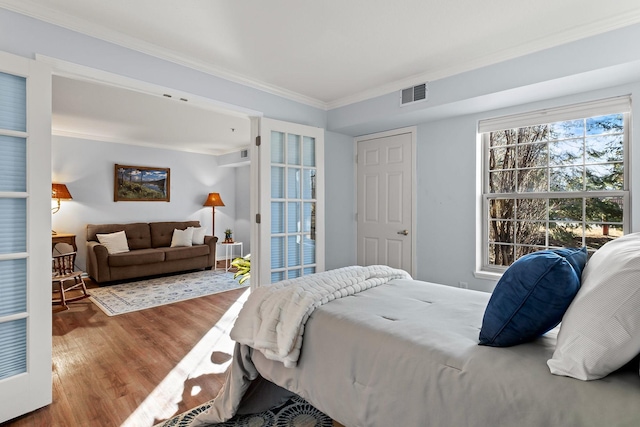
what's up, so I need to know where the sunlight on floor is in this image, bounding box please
[121,288,250,427]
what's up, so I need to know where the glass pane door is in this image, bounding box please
[259,119,324,286]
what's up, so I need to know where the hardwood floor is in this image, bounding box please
[2,279,248,427]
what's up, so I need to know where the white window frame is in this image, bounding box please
[478,96,631,276]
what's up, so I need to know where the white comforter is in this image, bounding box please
[230,265,411,367]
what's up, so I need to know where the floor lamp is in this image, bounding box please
[203,192,225,238]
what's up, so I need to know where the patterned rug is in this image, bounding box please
[157,395,332,427]
[89,270,249,316]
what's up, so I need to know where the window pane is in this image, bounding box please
[271,236,284,269]
[288,269,301,279]
[490,129,516,147]
[0,72,26,132]
[287,134,301,165]
[585,164,623,191]
[585,135,623,163]
[518,168,547,192]
[0,258,26,317]
[287,168,300,199]
[550,166,583,191]
[271,202,284,234]
[287,236,301,267]
[302,169,316,199]
[488,243,514,266]
[271,166,284,198]
[271,271,285,283]
[549,139,583,166]
[515,221,546,246]
[303,235,315,265]
[489,220,513,243]
[489,171,515,193]
[0,135,26,192]
[517,142,547,168]
[549,222,582,248]
[271,131,285,163]
[489,199,514,220]
[549,198,582,221]
[516,198,547,221]
[0,318,27,380]
[303,202,315,234]
[287,202,300,233]
[586,114,623,136]
[303,267,316,275]
[303,136,315,167]
[0,198,26,254]
[586,197,623,223]
[550,119,584,138]
[489,147,509,171]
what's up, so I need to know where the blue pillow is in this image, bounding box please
[479,247,587,347]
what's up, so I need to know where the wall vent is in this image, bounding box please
[400,83,428,106]
[240,149,248,158]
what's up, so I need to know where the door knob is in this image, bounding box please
[397,230,409,236]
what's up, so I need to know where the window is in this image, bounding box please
[480,97,630,272]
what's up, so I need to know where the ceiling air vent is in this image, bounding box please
[400,83,428,106]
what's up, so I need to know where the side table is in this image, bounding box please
[217,241,243,272]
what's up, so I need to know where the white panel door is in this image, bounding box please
[256,118,324,286]
[0,52,52,422]
[357,130,414,273]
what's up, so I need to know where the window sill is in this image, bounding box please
[473,270,502,282]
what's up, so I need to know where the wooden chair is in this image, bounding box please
[52,252,90,309]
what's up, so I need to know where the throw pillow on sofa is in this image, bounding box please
[96,230,130,254]
[190,226,206,245]
[548,232,640,380]
[171,227,194,247]
[479,247,587,347]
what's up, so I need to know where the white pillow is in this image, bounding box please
[171,227,194,247]
[547,232,640,380]
[96,230,130,255]
[190,226,206,245]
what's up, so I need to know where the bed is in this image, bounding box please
[184,235,640,427]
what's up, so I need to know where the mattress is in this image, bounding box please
[252,279,640,427]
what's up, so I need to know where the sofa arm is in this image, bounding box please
[204,235,218,269]
[86,241,111,283]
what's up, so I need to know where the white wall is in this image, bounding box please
[52,136,243,270]
[324,131,357,269]
[326,23,640,292]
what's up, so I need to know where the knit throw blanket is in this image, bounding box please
[230,265,411,367]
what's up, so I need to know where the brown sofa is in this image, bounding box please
[86,221,217,283]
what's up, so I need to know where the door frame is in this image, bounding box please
[354,126,417,277]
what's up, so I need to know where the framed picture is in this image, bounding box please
[114,164,170,202]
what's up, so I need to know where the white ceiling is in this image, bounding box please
[4,0,640,154]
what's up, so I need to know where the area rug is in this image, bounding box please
[89,270,249,316]
[157,395,332,427]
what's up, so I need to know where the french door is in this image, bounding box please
[0,51,52,422]
[255,118,324,286]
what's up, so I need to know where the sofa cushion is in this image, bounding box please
[108,248,165,267]
[161,245,210,261]
[96,230,130,254]
[150,221,201,248]
[87,222,151,250]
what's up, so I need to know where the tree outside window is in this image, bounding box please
[483,108,627,269]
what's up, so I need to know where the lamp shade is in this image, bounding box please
[203,192,225,207]
[52,183,72,200]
